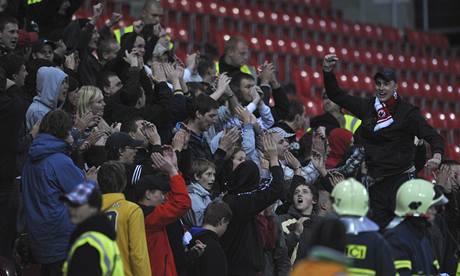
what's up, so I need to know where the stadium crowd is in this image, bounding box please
[0,0,459,275]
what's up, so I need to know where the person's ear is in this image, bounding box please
[144,190,151,200]
[217,218,226,227]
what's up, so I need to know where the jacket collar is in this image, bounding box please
[70,213,116,244]
[188,182,211,197]
[102,193,126,211]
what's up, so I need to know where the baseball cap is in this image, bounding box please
[105,132,143,151]
[60,182,102,209]
[32,39,56,53]
[267,127,295,139]
[374,68,397,83]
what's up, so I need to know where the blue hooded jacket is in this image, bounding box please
[22,133,84,264]
[25,67,67,131]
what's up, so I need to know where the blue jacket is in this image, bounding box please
[22,133,84,264]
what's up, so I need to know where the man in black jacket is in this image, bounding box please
[0,65,27,259]
[322,53,444,228]
[187,200,233,276]
[221,135,285,276]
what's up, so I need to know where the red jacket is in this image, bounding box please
[143,174,191,276]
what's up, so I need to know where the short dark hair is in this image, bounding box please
[0,16,18,32]
[39,110,73,139]
[291,181,319,204]
[106,145,121,161]
[97,71,118,91]
[187,82,208,97]
[97,161,127,193]
[120,116,144,134]
[0,54,25,79]
[229,72,254,103]
[285,100,305,122]
[197,56,215,77]
[203,201,233,227]
[97,38,118,59]
[188,94,219,119]
[224,36,246,55]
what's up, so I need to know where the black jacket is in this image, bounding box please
[323,71,444,178]
[0,80,28,185]
[187,229,227,276]
[221,162,284,276]
[67,213,116,276]
[77,22,102,86]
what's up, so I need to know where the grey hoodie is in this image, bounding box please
[25,67,67,131]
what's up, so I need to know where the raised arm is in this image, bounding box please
[323,54,369,119]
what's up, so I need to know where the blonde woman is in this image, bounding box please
[74,86,116,153]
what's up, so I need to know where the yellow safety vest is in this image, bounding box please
[215,61,255,76]
[62,231,124,276]
[113,25,134,44]
[27,0,42,5]
[344,114,361,134]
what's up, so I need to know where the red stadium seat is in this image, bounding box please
[382,26,402,43]
[337,72,352,90]
[421,109,435,127]
[447,112,460,129]
[304,97,324,117]
[287,39,302,56]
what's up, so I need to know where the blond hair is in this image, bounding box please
[77,85,103,117]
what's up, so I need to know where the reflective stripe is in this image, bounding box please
[394,260,412,270]
[347,267,376,275]
[433,259,440,270]
[456,262,460,276]
[27,0,42,5]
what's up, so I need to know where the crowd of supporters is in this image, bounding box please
[0,0,459,275]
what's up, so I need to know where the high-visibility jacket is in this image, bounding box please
[113,25,134,44]
[215,61,255,76]
[344,114,361,133]
[27,0,42,5]
[63,231,124,276]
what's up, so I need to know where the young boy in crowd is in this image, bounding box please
[187,201,233,276]
[184,158,216,227]
[278,176,318,263]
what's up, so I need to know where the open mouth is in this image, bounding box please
[297,197,304,204]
